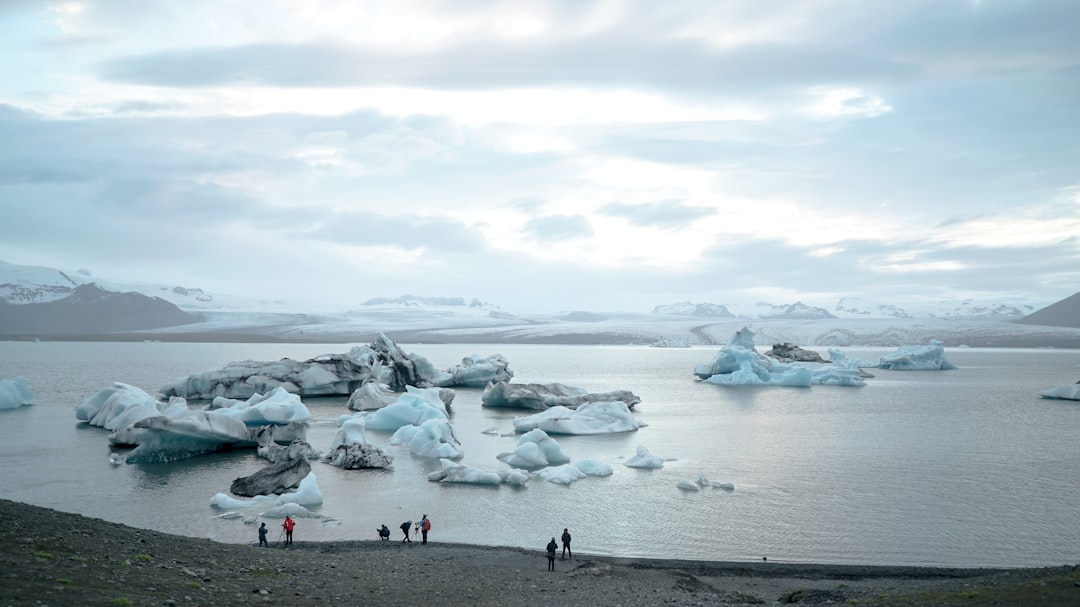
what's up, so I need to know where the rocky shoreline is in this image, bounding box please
[2,499,1077,606]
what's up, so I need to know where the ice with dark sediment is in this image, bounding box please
[482,381,641,410]
[693,327,866,386]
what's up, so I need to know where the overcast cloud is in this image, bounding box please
[0,0,1077,313]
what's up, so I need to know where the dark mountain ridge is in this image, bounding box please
[0,283,197,335]
[1014,291,1080,329]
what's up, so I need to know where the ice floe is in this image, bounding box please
[482,381,641,410]
[0,377,34,409]
[511,401,645,434]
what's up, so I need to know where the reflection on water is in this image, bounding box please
[1,341,1079,567]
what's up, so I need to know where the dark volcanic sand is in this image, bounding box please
[2,500,1078,606]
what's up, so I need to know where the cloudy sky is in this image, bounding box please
[1,1,1078,313]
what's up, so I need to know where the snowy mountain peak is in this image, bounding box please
[755,301,836,320]
[651,302,735,317]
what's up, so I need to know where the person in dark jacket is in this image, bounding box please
[258,522,268,547]
[560,528,572,559]
[400,521,412,543]
[546,537,558,571]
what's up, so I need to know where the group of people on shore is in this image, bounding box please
[259,514,572,570]
[545,528,572,570]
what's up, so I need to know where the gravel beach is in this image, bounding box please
[2,499,1078,606]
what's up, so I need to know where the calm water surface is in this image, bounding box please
[1,341,1078,567]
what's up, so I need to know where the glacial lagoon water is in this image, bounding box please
[1,341,1079,567]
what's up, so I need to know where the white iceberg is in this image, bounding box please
[575,459,613,477]
[624,445,665,469]
[860,340,958,370]
[207,387,311,426]
[75,383,184,431]
[360,387,451,432]
[1040,384,1080,401]
[694,327,865,387]
[511,402,645,435]
[496,429,570,469]
[0,377,34,409]
[427,459,506,485]
[482,381,641,410]
[390,418,464,459]
[345,379,397,411]
[443,354,514,387]
[677,481,701,491]
[536,464,587,485]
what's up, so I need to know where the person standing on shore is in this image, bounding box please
[560,528,572,559]
[546,537,558,571]
[420,514,431,544]
[282,516,295,546]
[258,522,268,547]
[400,521,412,543]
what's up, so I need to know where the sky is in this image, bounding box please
[1,0,1078,314]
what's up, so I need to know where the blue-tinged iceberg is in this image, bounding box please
[859,340,958,370]
[1040,384,1080,401]
[496,429,570,469]
[693,327,865,386]
[512,401,645,434]
[0,377,34,409]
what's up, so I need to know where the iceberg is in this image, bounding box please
[359,387,452,432]
[345,379,397,411]
[1040,384,1080,401]
[694,327,865,387]
[230,457,311,497]
[536,464,587,485]
[427,459,515,486]
[211,472,323,510]
[860,340,958,370]
[206,387,311,425]
[322,411,393,468]
[482,381,641,410]
[0,377,34,409]
[624,445,665,469]
[575,459,614,477]
[443,354,514,387]
[511,402,645,434]
[390,418,464,459]
[75,383,185,431]
[161,333,447,399]
[496,429,570,469]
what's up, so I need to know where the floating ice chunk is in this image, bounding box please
[361,387,450,432]
[512,401,645,435]
[624,445,665,469]
[261,503,320,518]
[328,416,368,450]
[576,459,613,477]
[1040,384,1080,401]
[75,383,175,430]
[695,327,865,387]
[482,381,640,410]
[496,429,569,469]
[677,481,700,491]
[443,354,514,387]
[346,379,396,411]
[211,472,322,509]
[712,481,735,491]
[208,387,311,425]
[862,340,958,370]
[390,418,464,459]
[501,468,530,487]
[428,459,503,485]
[0,377,34,409]
[696,473,710,487]
[536,464,588,485]
[125,410,259,463]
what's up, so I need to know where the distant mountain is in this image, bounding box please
[652,302,735,317]
[0,259,93,304]
[1014,292,1080,329]
[0,283,197,335]
[835,297,911,318]
[756,301,835,320]
[361,295,498,310]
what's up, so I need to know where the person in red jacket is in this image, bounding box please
[282,516,295,545]
[420,514,431,544]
